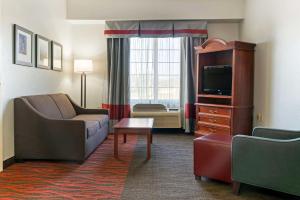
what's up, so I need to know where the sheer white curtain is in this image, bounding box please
[130,37,181,108]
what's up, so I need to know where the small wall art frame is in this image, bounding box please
[51,41,63,71]
[36,34,51,69]
[13,24,34,67]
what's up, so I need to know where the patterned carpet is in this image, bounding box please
[0,133,299,200]
[0,136,137,199]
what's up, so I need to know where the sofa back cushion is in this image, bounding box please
[26,95,63,119]
[50,94,77,119]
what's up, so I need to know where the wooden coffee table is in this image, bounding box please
[114,118,154,160]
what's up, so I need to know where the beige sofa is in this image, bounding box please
[131,104,181,128]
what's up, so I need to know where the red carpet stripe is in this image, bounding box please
[0,135,137,200]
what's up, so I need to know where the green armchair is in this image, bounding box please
[232,127,300,196]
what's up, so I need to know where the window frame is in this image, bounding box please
[129,37,181,108]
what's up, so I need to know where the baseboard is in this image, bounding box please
[3,156,15,169]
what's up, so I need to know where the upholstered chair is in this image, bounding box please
[232,127,300,196]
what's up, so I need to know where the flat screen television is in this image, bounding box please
[202,65,232,96]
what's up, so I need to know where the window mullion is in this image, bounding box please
[153,38,159,103]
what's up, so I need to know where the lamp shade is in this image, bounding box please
[74,59,93,73]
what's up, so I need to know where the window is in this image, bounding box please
[130,37,181,108]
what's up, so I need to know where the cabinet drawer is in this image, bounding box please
[198,113,230,126]
[197,122,231,135]
[199,106,231,116]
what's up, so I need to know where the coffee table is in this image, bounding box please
[114,118,154,160]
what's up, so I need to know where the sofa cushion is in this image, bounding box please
[26,95,63,119]
[50,94,77,119]
[72,114,109,128]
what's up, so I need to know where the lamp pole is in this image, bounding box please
[81,72,87,108]
[74,59,93,108]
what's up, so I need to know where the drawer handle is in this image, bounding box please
[209,128,216,133]
[209,109,218,114]
[209,119,217,123]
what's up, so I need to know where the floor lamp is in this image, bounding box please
[74,59,93,108]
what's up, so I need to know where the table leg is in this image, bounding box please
[123,134,127,143]
[150,133,153,144]
[147,132,151,160]
[114,132,118,159]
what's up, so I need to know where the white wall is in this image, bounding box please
[208,23,240,41]
[0,0,3,171]
[241,0,300,129]
[71,22,240,108]
[67,0,245,20]
[1,0,73,161]
[71,24,107,108]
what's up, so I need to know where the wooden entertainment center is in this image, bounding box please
[194,38,256,137]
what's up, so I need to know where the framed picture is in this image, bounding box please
[51,41,63,71]
[13,24,34,67]
[36,34,51,69]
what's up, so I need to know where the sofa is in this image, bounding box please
[232,127,300,196]
[131,104,181,128]
[14,93,109,163]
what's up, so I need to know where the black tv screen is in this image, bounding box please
[202,65,232,95]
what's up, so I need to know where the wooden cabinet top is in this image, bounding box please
[195,38,256,54]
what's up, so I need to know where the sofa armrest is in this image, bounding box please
[252,127,300,139]
[232,135,300,193]
[42,118,86,139]
[40,118,87,158]
[66,94,109,115]
[76,108,109,115]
